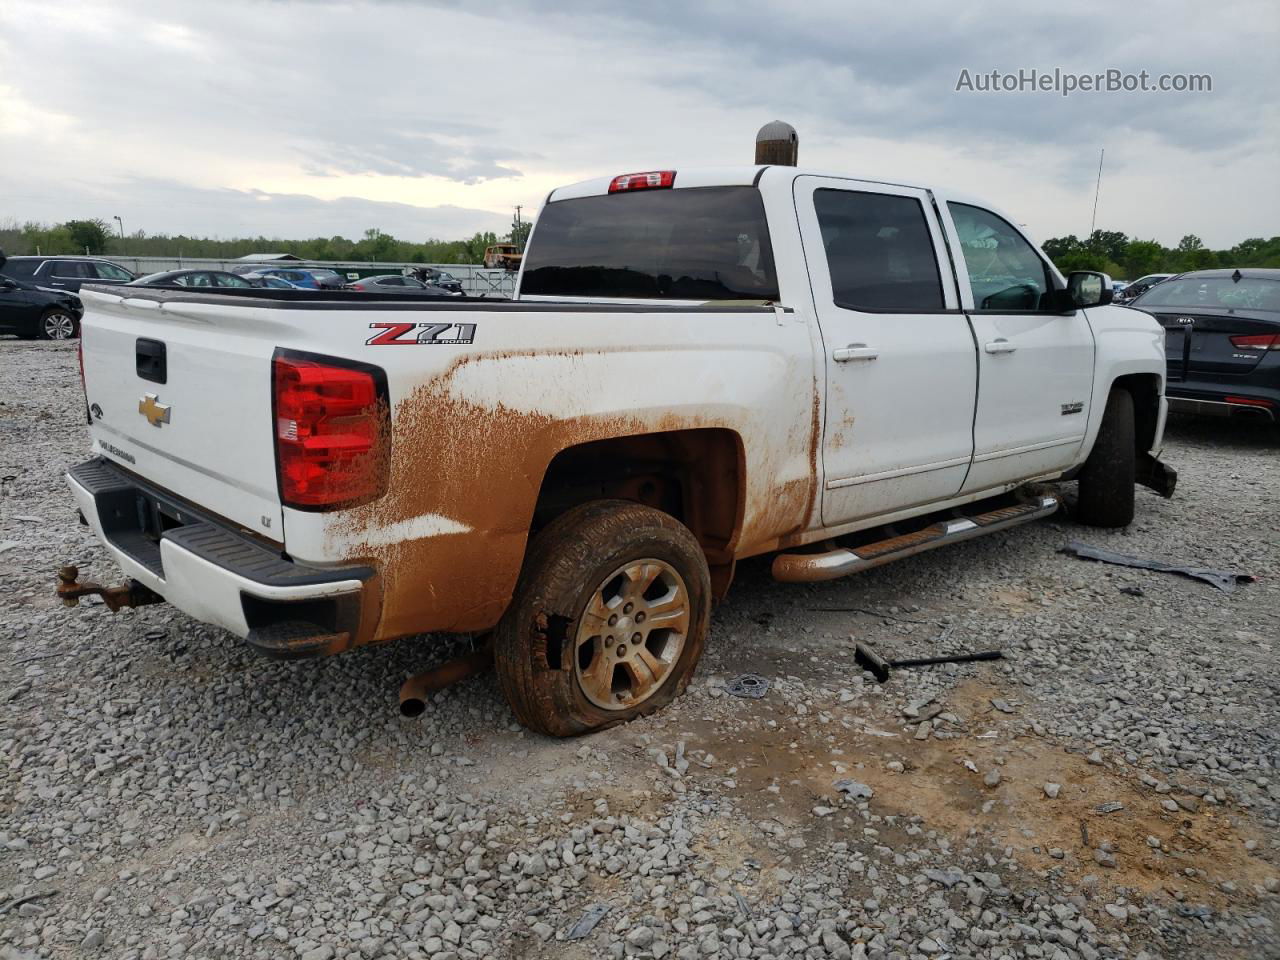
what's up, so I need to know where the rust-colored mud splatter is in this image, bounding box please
[330,350,818,641]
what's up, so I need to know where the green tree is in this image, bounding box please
[1174,234,1214,271]
[64,218,112,254]
[1087,229,1129,265]
[1121,239,1165,279]
[462,231,499,264]
[355,228,399,262]
[1041,235,1084,261]
[508,216,532,251]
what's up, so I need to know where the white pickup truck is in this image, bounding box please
[61,165,1176,735]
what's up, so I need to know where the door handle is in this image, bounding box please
[984,338,1017,354]
[833,343,879,363]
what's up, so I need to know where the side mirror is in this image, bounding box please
[1065,271,1113,308]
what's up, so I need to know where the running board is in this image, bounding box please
[771,495,1059,583]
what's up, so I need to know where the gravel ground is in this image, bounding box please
[2,339,1278,960]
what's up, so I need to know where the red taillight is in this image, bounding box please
[608,170,676,193]
[1224,395,1273,408]
[1229,333,1280,351]
[273,354,387,509]
[351,283,365,291]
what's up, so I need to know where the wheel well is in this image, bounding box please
[1111,373,1161,453]
[532,428,744,597]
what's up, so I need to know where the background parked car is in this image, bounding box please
[239,267,345,289]
[305,268,346,289]
[407,267,464,294]
[129,270,257,288]
[1116,272,1174,303]
[0,249,85,340]
[239,268,319,289]
[483,243,522,270]
[0,255,135,293]
[345,275,456,296]
[253,275,306,289]
[1130,268,1280,422]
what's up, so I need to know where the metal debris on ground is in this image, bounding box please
[854,640,1003,683]
[1061,541,1257,594]
[565,903,610,940]
[1096,801,1125,814]
[732,889,753,918]
[0,889,59,915]
[726,673,770,698]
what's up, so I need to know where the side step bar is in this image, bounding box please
[772,495,1059,583]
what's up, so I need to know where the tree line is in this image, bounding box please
[1042,231,1280,278]
[2,215,1275,277]
[0,215,533,265]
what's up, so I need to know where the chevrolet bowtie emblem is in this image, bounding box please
[138,393,171,427]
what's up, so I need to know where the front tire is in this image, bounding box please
[494,500,711,737]
[1076,388,1135,527]
[37,309,79,341]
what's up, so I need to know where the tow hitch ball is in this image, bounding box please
[56,565,163,612]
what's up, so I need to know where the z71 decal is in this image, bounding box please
[366,322,477,346]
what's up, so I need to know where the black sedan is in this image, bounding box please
[1130,268,1280,422]
[345,275,457,296]
[407,267,465,294]
[0,249,84,340]
[129,270,258,288]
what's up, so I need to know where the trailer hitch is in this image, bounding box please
[56,565,163,612]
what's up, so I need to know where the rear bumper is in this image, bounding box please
[1167,383,1278,421]
[67,457,376,659]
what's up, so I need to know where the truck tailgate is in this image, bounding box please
[79,290,284,540]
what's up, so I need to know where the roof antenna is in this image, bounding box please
[1088,147,1104,238]
[755,121,798,166]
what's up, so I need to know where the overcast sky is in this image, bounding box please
[1,0,1276,248]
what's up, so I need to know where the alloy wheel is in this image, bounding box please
[572,559,690,710]
[43,312,76,340]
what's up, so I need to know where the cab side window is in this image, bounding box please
[814,190,944,311]
[96,262,133,281]
[948,203,1053,311]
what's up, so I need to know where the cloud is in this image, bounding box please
[2,176,511,241]
[0,0,1275,247]
[299,131,522,183]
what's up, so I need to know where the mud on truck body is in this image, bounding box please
[61,165,1176,735]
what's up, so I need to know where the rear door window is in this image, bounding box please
[1,260,39,279]
[521,186,779,301]
[51,261,95,278]
[814,189,944,311]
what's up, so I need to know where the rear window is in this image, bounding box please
[1,260,38,279]
[1136,276,1280,312]
[521,186,779,301]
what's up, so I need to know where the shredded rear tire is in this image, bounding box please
[1076,388,1136,528]
[494,500,710,737]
